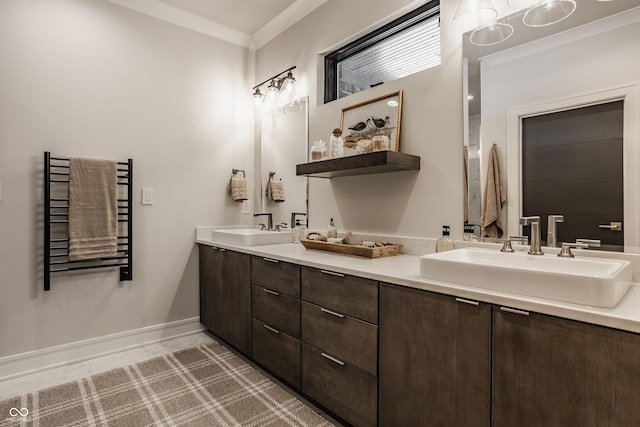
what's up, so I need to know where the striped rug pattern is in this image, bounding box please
[0,342,335,426]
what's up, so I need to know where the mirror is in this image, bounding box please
[463,2,640,251]
[260,97,309,228]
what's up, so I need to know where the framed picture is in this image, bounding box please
[339,90,403,153]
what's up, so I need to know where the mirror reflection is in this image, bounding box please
[260,97,309,228]
[463,1,640,252]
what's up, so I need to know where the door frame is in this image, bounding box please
[507,83,639,251]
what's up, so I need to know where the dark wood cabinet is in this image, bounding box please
[301,267,378,427]
[379,283,491,427]
[198,245,250,355]
[250,256,302,390]
[493,306,640,427]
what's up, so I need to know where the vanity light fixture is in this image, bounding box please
[251,66,297,112]
[523,0,576,27]
[454,0,498,27]
[470,20,514,46]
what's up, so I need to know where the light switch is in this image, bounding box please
[242,199,250,214]
[141,187,154,205]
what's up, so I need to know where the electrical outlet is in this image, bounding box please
[141,187,154,205]
[242,199,250,214]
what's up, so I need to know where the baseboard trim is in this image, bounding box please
[0,317,205,382]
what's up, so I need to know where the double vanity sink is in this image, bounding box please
[420,247,632,308]
[204,227,634,309]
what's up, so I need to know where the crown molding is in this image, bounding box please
[108,0,253,48]
[109,0,327,50]
[252,0,328,50]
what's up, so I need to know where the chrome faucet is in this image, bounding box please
[253,212,273,231]
[520,216,543,255]
[547,215,564,247]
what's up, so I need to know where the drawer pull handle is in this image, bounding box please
[320,307,345,318]
[455,298,480,306]
[321,352,345,366]
[263,324,280,334]
[320,270,344,277]
[500,307,530,316]
[263,257,279,263]
[264,289,280,296]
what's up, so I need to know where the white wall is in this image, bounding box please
[255,0,466,238]
[481,12,640,241]
[0,0,254,358]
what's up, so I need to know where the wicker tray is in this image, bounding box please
[300,239,402,258]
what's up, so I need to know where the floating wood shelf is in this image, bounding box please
[296,151,420,178]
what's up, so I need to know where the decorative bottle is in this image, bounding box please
[329,128,344,159]
[327,218,337,238]
[311,140,328,161]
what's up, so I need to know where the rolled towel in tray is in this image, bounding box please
[69,157,118,261]
[229,175,248,202]
[268,180,285,203]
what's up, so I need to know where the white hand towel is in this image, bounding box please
[69,157,118,261]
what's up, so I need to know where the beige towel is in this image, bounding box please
[268,180,285,203]
[481,144,506,239]
[229,175,248,202]
[69,157,118,261]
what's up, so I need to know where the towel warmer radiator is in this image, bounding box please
[43,152,133,291]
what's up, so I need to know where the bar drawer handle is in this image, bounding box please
[264,289,280,296]
[500,307,530,316]
[456,298,480,306]
[263,257,279,263]
[321,352,345,366]
[320,307,345,318]
[263,324,280,334]
[320,270,344,277]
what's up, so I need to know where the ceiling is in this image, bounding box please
[109,0,326,49]
[159,0,296,35]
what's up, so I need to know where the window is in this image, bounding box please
[324,0,440,103]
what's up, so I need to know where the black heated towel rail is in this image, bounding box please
[44,152,133,291]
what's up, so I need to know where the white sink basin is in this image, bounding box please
[211,228,292,246]
[420,247,632,307]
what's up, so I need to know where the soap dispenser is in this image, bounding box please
[327,218,337,239]
[436,225,455,253]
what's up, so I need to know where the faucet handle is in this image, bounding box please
[500,236,528,253]
[558,242,588,258]
[259,223,267,230]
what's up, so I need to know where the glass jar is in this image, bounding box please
[310,139,328,161]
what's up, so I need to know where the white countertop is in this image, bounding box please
[196,228,640,334]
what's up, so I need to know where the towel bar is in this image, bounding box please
[44,151,133,291]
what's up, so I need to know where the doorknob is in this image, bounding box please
[598,221,622,232]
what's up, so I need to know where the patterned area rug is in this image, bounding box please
[0,342,335,426]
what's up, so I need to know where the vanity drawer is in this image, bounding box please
[302,343,377,427]
[251,256,300,298]
[301,301,377,375]
[301,267,378,324]
[252,285,300,338]
[252,318,301,389]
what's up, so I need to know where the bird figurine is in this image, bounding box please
[348,121,367,132]
[371,116,387,128]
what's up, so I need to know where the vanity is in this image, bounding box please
[196,228,640,426]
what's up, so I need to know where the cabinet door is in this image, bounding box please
[218,249,251,355]
[379,283,491,427]
[493,306,640,426]
[198,245,221,335]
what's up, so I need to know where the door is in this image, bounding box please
[521,100,623,251]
